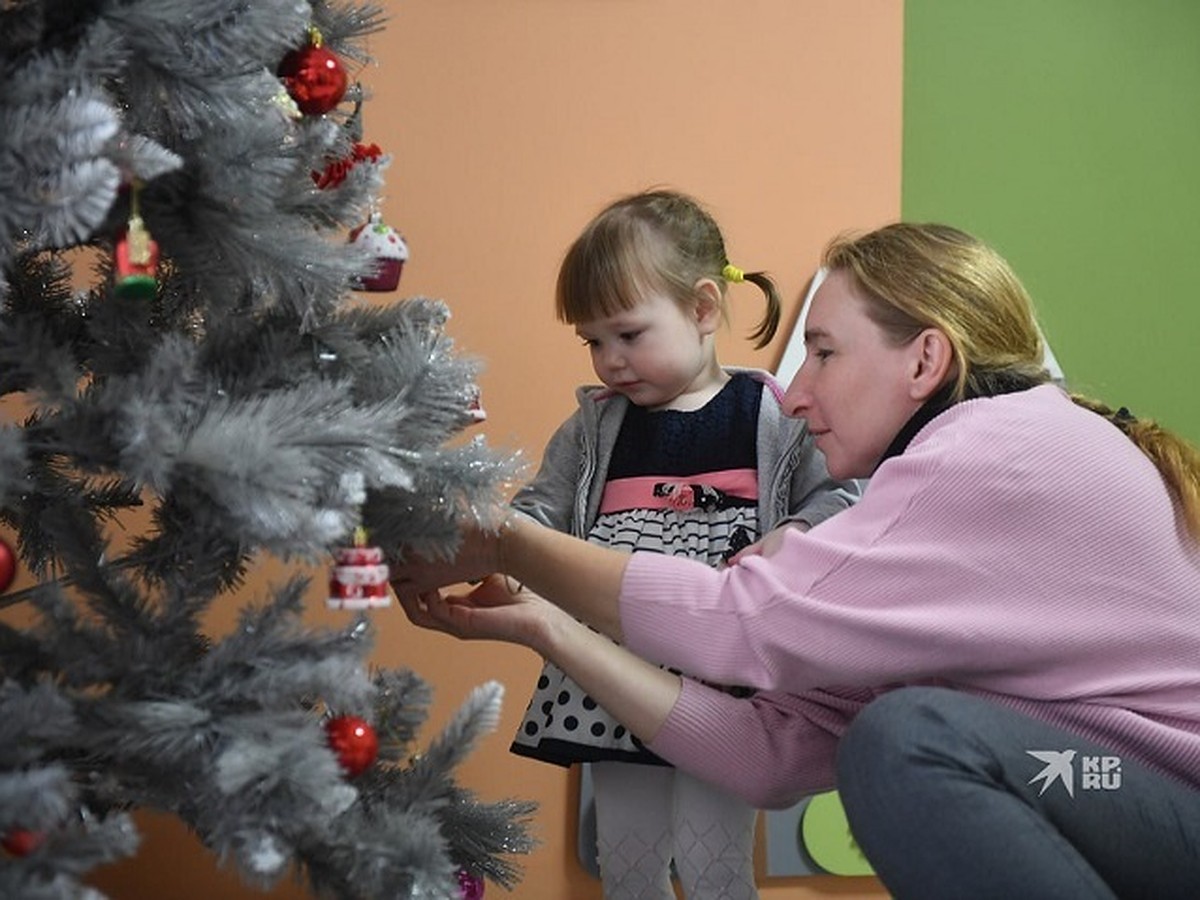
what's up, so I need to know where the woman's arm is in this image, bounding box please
[394,573,859,808]
[648,681,869,807]
[394,573,857,808]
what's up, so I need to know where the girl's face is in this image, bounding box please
[575,288,720,410]
[782,269,929,479]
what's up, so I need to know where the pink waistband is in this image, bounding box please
[599,469,758,514]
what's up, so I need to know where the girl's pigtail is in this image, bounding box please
[742,270,782,350]
[723,263,781,349]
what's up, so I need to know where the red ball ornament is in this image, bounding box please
[324,714,378,777]
[457,868,485,899]
[278,28,348,116]
[0,535,15,593]
[2,828,46,857]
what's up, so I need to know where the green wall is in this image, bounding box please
[903,0,1199,444]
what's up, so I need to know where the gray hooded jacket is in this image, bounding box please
[511,368,860,538]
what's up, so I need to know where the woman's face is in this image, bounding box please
[782,269,928,479]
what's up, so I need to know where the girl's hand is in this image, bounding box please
[395,514,631,641]
[390,519,503,594]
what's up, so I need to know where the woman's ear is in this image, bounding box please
[908,328,955,401]
[692,278,723,335]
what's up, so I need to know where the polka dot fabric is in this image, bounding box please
[511,376,761,767]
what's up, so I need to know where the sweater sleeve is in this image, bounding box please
[509,411,584,533]
[621,476,1043,694]
[618,475,923,691]
[646,679,872,807]
[620,389,1195,699]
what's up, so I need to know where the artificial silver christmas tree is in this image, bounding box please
[0,1,534,897]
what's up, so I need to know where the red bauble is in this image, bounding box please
[2,828,46,856]
[278,41,348,115]
[457,868,486,899]
[324,714,378,776]
[0,536,15,593]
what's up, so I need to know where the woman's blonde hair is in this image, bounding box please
[555,189,781,349]
[822,222,1200,538]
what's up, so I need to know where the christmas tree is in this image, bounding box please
[0,1,534,897]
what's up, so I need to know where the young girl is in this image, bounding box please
[508,190,857,899]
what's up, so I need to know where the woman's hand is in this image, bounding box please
[394,574,554,652]
[725,521,809,566]
[396,575,682,744]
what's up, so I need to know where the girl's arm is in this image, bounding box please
[393,513,634,641]
[509,410,586,532]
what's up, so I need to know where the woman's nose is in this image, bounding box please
[782,365,811,418]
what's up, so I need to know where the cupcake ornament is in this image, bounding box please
[327,527,391,610]
[349,212,408,291]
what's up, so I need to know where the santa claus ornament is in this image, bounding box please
[115,182,159,300]
[348,212,408,292]
[464,386,487,426]
[327,527,391,609]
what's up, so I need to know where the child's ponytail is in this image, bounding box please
[723,263,782,350]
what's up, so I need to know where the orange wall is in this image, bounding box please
[82,2,902,897]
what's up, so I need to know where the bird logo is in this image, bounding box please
[1026,749,1077,797]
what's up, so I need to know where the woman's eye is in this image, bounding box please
[814,349,833,361]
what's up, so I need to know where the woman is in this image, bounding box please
[392,223,1200,898]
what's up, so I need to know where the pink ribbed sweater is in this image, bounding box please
[619,385,1200,808]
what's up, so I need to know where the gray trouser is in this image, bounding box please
[836,687,1200,899]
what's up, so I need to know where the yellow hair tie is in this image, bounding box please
[721,263,744,283]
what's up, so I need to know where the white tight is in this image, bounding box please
[590,761,759,900]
